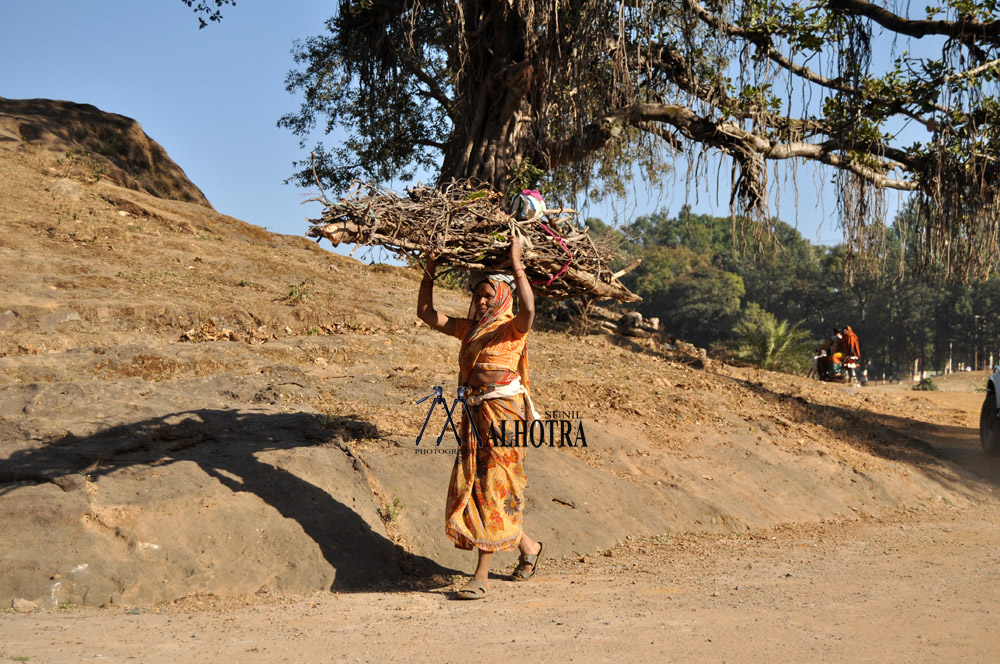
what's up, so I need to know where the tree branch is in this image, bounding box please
[643,41,832,140]
[623,103,918,190]
[402,55,456,119]
[635,121,684,151]
[827,0,1000,40]
[681,0,948,121]
[946,57,1000,81]
[540,100,915,190]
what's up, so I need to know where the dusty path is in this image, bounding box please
[2,499,998,663]
[3,385,1000,663]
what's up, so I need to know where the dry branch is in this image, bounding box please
[306,181,640,302]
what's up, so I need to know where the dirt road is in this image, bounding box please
[1,501,997,663]
[3,386,999,664]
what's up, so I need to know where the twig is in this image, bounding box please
[304,181,640,302]
[309,152,331,206]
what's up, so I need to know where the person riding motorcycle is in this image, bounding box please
[814,328,844,380]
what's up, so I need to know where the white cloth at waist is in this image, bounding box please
[466,375,542,422]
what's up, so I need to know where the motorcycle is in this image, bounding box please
[844,355,860,384]
[811,350,857,382]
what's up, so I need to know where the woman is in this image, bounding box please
[416,237,544,600]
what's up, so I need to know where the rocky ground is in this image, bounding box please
[1,99,999,662]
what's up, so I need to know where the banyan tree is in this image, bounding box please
[192,0,1000,281]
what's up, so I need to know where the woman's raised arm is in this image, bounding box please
[510,237,535,334]
[417,255,456,335]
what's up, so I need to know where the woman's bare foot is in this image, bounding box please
[472,549,493,589]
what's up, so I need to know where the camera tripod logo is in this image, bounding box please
[414,386,484,448]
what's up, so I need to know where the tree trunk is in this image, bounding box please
[438,83,535,188]
[437,2,537,191]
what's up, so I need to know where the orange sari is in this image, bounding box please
[444,280,533,551]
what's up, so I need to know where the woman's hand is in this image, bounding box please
[423,252,437,279]
[510,236,523,267]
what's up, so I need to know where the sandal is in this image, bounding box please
[511,542,544,581]
[456,578,490,600]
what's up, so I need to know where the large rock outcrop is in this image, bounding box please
[0,97,211,207]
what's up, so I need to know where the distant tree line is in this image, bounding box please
[588,204,1000,377]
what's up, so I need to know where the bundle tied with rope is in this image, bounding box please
[305,180,641,302]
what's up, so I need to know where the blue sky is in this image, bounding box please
[3,1,340,243]
[3,1,921,252]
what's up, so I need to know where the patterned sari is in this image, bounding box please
[444,279,534,552]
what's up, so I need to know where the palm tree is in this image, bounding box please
[731,305,813,374]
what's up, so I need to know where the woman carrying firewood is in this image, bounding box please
[416,236,545,600]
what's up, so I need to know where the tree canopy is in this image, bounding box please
[188,0,1000,281]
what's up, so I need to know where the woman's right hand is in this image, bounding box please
[417,251,455,336]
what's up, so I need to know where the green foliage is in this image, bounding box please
[731,305,813,373]
[614,202,1000,378]
[279,2,452,193]
[506,158,545,199]
[180,0,236,29]
[583,217,609,234]
[913,378,939,391]
[56,148,107,183]
[189,0,1000,279]
[621,209,744,347]
[628,244,745,347]
[379,496,404,523]
[279,279,315,305]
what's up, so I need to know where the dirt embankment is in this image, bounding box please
[0,103,997,613]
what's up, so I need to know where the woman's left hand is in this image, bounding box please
[510,235,523,265]
[509,234,534,332]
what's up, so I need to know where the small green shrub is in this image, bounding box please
[379,496,404,523]
[59,148,107,182]
[730,304,812,374]
[279,278,315,305]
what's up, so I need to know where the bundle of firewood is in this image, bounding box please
[305,180,640,302]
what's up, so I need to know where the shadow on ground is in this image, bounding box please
[0,408,460,592]
[729,375,1000,492]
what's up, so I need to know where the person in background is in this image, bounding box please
[841,326,861,383]
[816,327,844,378]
